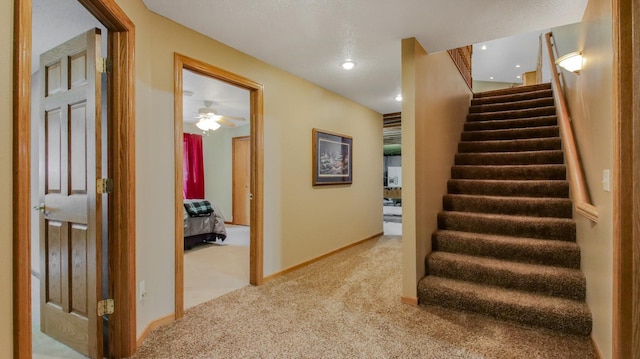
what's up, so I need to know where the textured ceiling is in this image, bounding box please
[182,69,250,126]
[142,0,587,114]
[32,0,587,117]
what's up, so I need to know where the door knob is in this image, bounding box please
[33,203,50,216]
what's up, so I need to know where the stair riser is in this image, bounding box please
[451,165,567,180]
[447,180,570,198]
[473,83,552,99]
[437,213,576,241]
[464,116,557,131]
[455,151,564,166]
[469,98,555,114]
[461,126,559,142]
[443,196,573,218]
[417,280,592,336]
[464,116,558,131]
[471,89,554,106]
[467,107,556,122]
[427,256,585,300]
[432,232,581,269]
[459,138,561,153]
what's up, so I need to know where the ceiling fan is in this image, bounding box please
[195,100,246,131]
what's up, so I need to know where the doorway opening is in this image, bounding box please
[14,0,136,358]
[181,69,252,309]
[31,3,108,357]
[383,112,402,236]
[174,53,264,319]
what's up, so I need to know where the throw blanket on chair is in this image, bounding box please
[184,200,213,217]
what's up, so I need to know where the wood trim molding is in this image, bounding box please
[262,232,383,283]
[401,296,418,306]
[136,313,175,347]
[591,335,604,359]
[14,1,136,358]
[174,53,265,320]
[613,0,639,358]
[173,53,185,321]
[13,0,32,357]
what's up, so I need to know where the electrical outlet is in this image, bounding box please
[602,169,611,192]
[139,281,147,302]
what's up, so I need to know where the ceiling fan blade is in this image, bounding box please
[220,115,246,122]
[217,118,237,128]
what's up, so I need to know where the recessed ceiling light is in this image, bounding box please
[515,64,521,68]
[489,77,494,80]
[340,59,356,70]
[395,94,403,102]
[516,75,521,79]
[480,45,487,50]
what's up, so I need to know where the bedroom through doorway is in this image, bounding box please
[181,68,252,309]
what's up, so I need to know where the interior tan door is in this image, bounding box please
[38,28,103,358]
[232,136,250,225]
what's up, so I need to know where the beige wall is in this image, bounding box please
[0,0,13,355]
[184,123,251,221]
[113,0,382,337]
[401,38,472,298]
[553,0,614,356]
[472,80,520,93]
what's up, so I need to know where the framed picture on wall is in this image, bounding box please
[312,128,353,185]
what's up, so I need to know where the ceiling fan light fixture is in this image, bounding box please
[195,116,221,132]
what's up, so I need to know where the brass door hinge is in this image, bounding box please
[97,178,114,194]
[97,299,114,316]
[97,57,112,73]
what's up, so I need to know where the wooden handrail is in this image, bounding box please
[536,35,543,84]
[544,32,599,222]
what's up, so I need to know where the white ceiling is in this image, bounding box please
[182,69,250,126]
[32,0,587,117]
[473,29,556,85]
[142,0,587,114]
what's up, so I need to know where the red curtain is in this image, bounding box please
[183,133,205,199]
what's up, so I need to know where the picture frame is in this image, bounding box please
[312,128,353,186]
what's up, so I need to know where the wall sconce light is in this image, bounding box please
[556,51,583,73]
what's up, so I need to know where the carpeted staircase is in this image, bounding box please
[417,83,592,336]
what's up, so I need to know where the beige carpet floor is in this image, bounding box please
[184,225,251,309]
[134,235,595,359]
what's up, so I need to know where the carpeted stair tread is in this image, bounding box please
[437,211,576,241]
[447,179,569,198]
[461,126,559,141]
[419,83,592,336]
[455,150,564,166]
[469,97,555,114]
[451,164,566,180]
[417,276,592,336]
[443,194,572,218]
[471,89,554,106]
[467,106,556,122]
[472,83,552,99]
[427,252,585,300]
[464,116,558,132]
[458,137,561,153]
[432,230,581,268]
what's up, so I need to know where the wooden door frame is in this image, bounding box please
[174,53,264,319]
[612,0,639,357]
[13,0,137,358]
[232,136,251,225]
